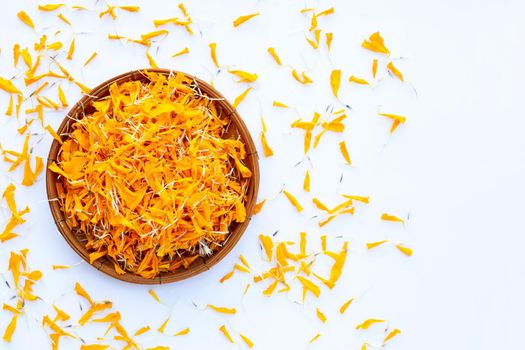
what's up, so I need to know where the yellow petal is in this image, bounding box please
[381,213,405,224]
[209,42,219,68]
[387,61,404,81]
[303,171,310,192]
[207,304,237,314]
[240,333,254,348]
[272,100,288,108]
[157,317,169,333]
[260,132,274,157]
[362,32,390,55]
[395,244,413,256]
[233,12,259,27]
[356,318,385,330]
[0,77,21,94]
[366,240,389,250]
[148,289,161,303]
[349,75,369,85]
[57,13,71,25]
[80,345,110,350]
[309,333,321,344]
[339,141,351,165]
[316,308,327,323]
[339,298,354,314]
[119,6,140,12]
[219,270,234,283]
[134,326,151,336]
[384,328,401,342]
[253,199,266,215]
[297,276,320,299]
[174,327,190,336]
[330,69,341,97]
[326,32,333,50]
[172,47,189,57]
[372,59,378,78]
[232,87,252,109]
[2,315,17,342]
[45,125,63,144]
[219,324,234,343]
[312,198,330,212]
[58,85,68,107]
[228,69,258,83]
[259,234,273,260]
[38,4,65,11]
[267,47,282,65]
[74,282,93,305]
[146,51,158,68]
[342,195,370,203]
[17,11,35,29]
[316,7,335,17]
[283,190,303,212]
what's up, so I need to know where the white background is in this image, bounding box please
[0,0,524,349]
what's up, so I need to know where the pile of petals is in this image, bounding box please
[49,71,252,279]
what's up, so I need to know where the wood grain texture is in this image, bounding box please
[46,69,260,284]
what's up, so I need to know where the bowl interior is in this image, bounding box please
[46,69,259,284]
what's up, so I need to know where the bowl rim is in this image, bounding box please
[46,68,260,284]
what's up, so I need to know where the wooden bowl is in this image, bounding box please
[46,69,260,284]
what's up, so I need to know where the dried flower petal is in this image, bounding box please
[303,171,310,192]
[366,240,389,249]
[17,11,35,29]
[349,75,369,85]
[395,244,413,256]
[232,87,252,108]
[330,69,341,97]
[148,289,161,303]
[174,328,190,336]
[326,32,333,50]
[380,213,405,224]
[387,61,404,81]
[0,77,21,94]
[339,298,354,314]
[309,333,321,344]
[273,100,288,108]
[228,69,258,83]
[260,132,274,157]
[172,47,189,57]
[233,12,259,27]
[207,304,237,314]
[283,191,303,212]
[372,59,378,78]
[209,43,219,68]
[2,315,17,342]
[356,318,385,330]
[362,32,389,55]
[267,47,282,65]
[240,333,254,348]
[219,324,234,343]
[384,328,401,342]
[316,308,327,323]
[339,141,351,165]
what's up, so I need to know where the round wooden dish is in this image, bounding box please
[46,68,260,284]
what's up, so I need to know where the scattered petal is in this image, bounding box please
[339,298,354,314]
[395,244,413,256]
[380,213,405,224]
[283,191,303,212]
[233,12,259,27]
[17,11,35,30]
[219,324,235,343]
[330,69,341,97]
[387,61,404,81]
[356,318,385,330]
